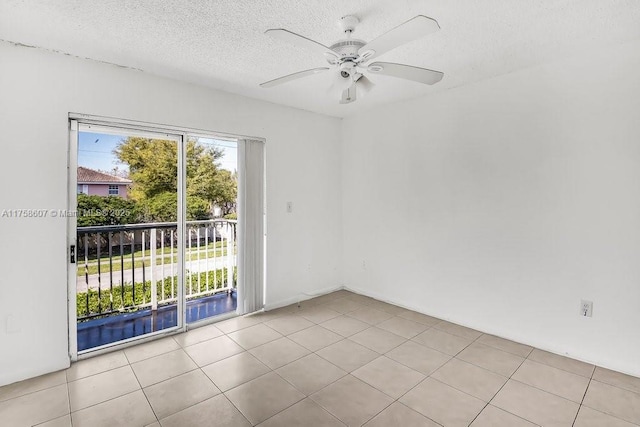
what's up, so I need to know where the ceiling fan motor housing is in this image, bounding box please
[339,61,356,78]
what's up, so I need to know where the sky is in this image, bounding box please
[78,131,238,174]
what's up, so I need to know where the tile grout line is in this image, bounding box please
[66,373,72,426]
[525,349,595,379]
[572,366,595,427]
[468,344,535,427]
[127,350,160,425]
[0,375,68,406]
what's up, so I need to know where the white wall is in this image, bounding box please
[342,39,640,377]
[0,42,343,386]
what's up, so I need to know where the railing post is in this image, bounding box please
[150,227,157,311]
[226,222,234,290]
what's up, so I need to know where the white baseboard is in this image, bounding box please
[343,284,640,378]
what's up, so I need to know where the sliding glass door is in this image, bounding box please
[68,118,256,358]
[69,121,184,354]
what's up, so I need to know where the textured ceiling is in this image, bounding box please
[2,0,640,118]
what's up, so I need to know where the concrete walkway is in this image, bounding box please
[76,256,235,292]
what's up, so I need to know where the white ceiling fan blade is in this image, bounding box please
[340,82,356,104]
[367,62,443,85]
[354,73,375,93]
[265,29,338,59]
[358,15,440,61]
[260,68,330,88]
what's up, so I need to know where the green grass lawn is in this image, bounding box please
[77,244,236,276]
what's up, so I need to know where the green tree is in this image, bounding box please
[138,192,211,222]
[115,137,237,222]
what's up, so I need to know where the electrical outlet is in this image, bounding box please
[580,300,593,317]
[286,201,293,213]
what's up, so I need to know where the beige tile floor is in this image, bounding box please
[1,290,640,427]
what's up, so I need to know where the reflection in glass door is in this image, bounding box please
[184,136,238,325]
[72,123,183,352]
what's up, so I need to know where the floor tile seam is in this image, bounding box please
[122,336,180,365]
[441,355,512,381]
[451,329,484,358]
[506,372,591,405]
[179,343,208,376]
[66,364,141,398]
[475,336,535,358]
[318,302,365,315]
[584,377,640,397]
[342,312,390,326]
[69,388,142,416]
[350,368,425,403]
[0,378,69,405]
[472,402,544,427]
[525,352,595,379]
[139,379,162,423]
[392,401,446,427]
[311,343,373,373]
[227,377,306,425]
[472,352,534,426]
[272,357,349,398]
[157,391,251,426]
[572,367,596,427]
[392,375,483,426]
[256,395,347,427]
[134,365,200,389]
[262,313,318,335]
[226,324,284,351]
[67,360,140,383]
[307,384,397,427]
[142,377,220,422]
[268,320,320,336]
[63,379,72,424]
[382,354,450,378]
[425,375,498,405]
[432,321,484,341]
[257,345,313,370]
[494,376,585,409]
[217,317,261,335]
[374,317,429,340]
[354,399,396,427]
[578,400,640,427]
[32,383,71,426]
[576,378,640,427]
[223,384,269,425]
[518,357,594,382]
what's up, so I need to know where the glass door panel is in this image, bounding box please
[184,136,238,324]
[74,124,183,352]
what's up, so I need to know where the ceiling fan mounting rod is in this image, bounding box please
[339,15,359,34]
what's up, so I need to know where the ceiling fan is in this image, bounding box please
[260,14,444,104]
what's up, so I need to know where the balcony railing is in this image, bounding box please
[76,219,237,321]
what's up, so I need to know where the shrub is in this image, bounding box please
[77,267,237,319]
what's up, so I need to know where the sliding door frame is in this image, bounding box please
[67,113,265,361]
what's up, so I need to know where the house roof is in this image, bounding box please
[77,167,132,184]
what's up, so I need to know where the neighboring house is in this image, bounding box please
[77,166,132,199]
